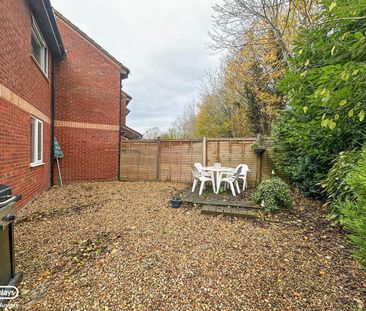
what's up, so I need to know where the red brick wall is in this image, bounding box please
[54,16,122,125]
[54,127,119,183]
[54,14,123,182]
[0,98,51,209]
[0,0,52,208]
[0,2,128,206]
[0,0,52,116]
[121,97,127,128]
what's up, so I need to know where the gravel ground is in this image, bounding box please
[10,182,366,311]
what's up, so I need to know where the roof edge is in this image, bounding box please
[121,90,132,102]
[29,0,65,57]
[54,10,130,76]
[44,0,65,57]
[121,125,142,140]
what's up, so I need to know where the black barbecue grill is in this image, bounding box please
[0,185,22,305]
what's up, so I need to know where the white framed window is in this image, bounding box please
[30,116,44,167]
[31,16,48,75]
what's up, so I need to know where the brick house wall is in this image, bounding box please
[0,1,133,208]
[121,96,127,131]
[54,13,125,183]
[0,0,53,208]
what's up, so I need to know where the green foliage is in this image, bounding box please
[337,147,366,267]
[273,0,366,198]
[290,0,366,128]
[273,106,365,197]
[171,191,182,200]
[321,149,360,217]
[253,177,293,212]
[251,142,264,150]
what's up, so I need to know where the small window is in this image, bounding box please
[30,116,43,166]
[31,16,48,75]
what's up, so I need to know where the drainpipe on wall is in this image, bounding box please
[117,75,123,181]
[50,59,56,187]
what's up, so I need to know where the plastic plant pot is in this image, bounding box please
[171,199,182,208]
[254,147,266,156]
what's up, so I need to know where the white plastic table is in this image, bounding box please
[202,166,235,194]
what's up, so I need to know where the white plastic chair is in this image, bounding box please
[192,167,215,196]
[219,164,249,191]
[237,164,249,190]
[194,162,204,172]
[194,162,215,190]
[217,166,243,196]
[194,163,211,177]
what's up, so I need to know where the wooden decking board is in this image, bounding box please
[201,205,259,218]
[182,196,259,209]
[183,197,261,210]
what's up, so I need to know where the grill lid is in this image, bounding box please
[0,185,12,198]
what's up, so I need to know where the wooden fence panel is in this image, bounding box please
[158,140,202,182]
[120,137,273,186]
[121,140,158,181]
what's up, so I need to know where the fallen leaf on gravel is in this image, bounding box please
[20,289,30,296]
[13,182,366,311]
[319,270,326,277]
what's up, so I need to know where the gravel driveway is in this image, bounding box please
[12,182,366,310]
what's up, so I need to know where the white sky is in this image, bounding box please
[51,0,221,134]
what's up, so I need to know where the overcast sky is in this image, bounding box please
[52,0,221,134]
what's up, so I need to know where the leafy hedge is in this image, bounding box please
[321,149,360,218]
[273,108,365,198]
[273,0,366,198]
[336,147,366,267]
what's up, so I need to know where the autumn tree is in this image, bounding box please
[143,127,162,139]
[210,0,318,58]
[197,0,320,135]
[177,0,319,137]
[224,26,287,134]
[161,102,198,139]
[195,69,254,137]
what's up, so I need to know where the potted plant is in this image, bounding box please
[251,142,266,155]
[171,194,183,208]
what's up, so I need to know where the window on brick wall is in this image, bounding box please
[30,116,43,167]
[31,16,48,75]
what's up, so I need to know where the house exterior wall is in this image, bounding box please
[0,0,52,208]
[0,1,132,208]
[54,15,123,182]
[121,97,127,128]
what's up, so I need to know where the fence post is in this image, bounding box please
[156,137,161,181]
[255,134,264,185]
[202,137,207,166]
[118,139,123,181]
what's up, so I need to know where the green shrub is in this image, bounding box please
[253,177,293,212]
[321,149,360,218]
[337,147,366,267]
[273,107,365,198]
[273,0,366,198]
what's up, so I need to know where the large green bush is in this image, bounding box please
[274,108,365,198]
[253,177,293,212]
[321,149,360,218]
[337,147,366,267]
[273,0,366,198]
